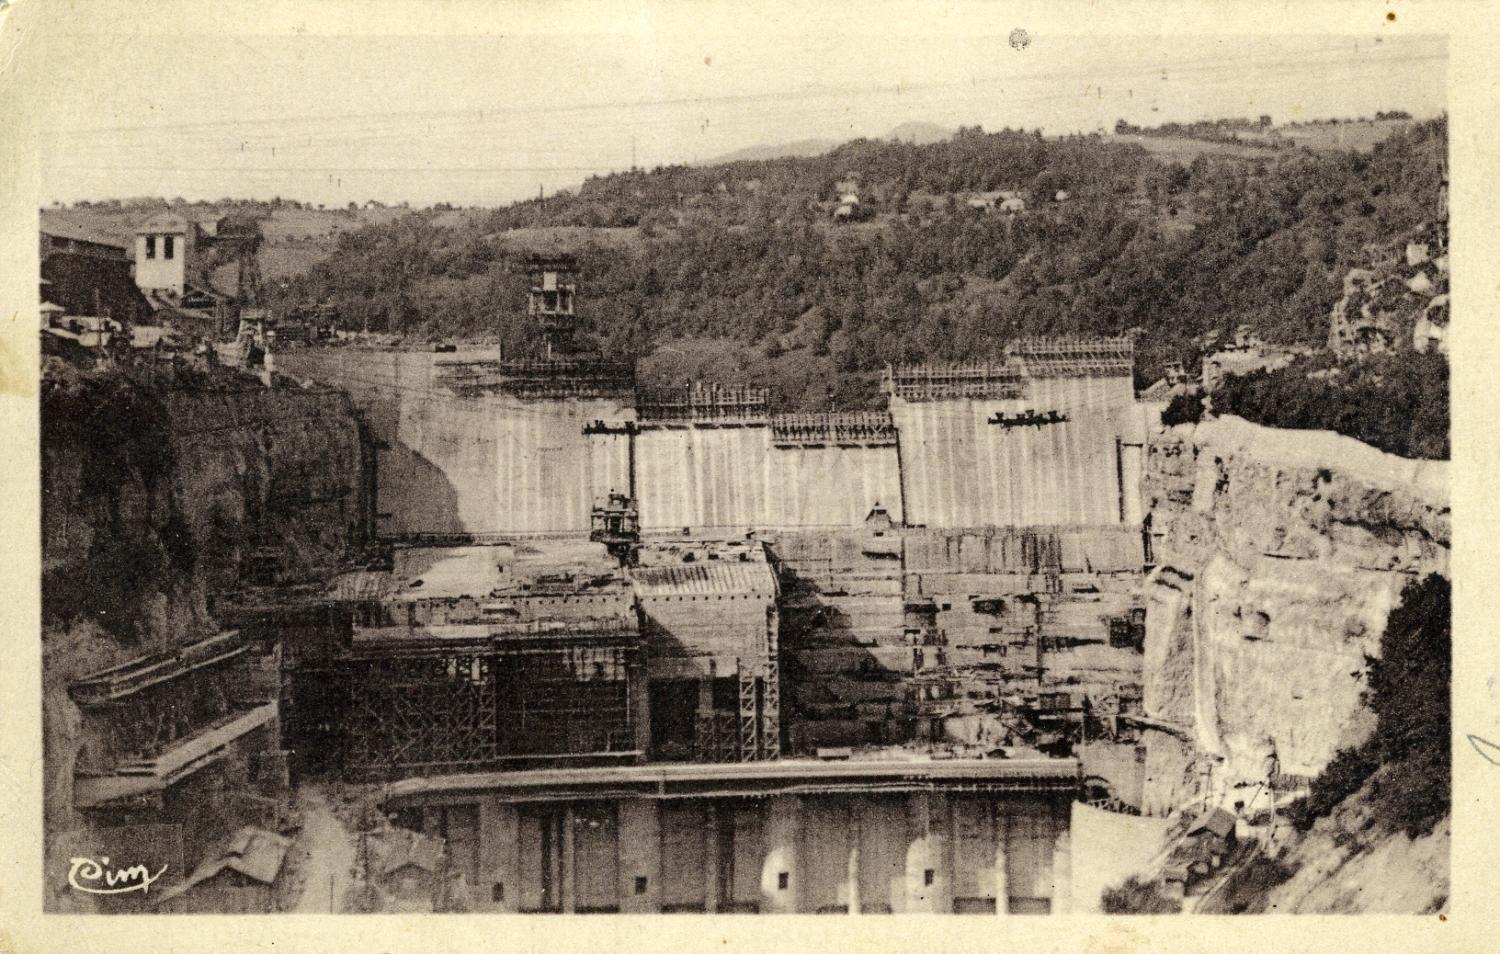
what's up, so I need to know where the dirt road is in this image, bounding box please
[292,785,358,913]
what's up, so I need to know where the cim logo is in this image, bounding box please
[67,856,168,896]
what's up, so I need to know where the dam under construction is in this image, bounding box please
[277,340,1151,537]
[255,256,1160,914]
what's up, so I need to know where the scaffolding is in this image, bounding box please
[635,382,769,423]
[760,612,781,760]
[329,627,644,778]
[882,360,1027,401]
[435,357,636,399]
[769,412,898,447]
[1010,336,1134,378]
[884,337,1135,399]
[693,710,741,763]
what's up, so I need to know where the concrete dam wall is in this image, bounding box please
[278,349,631,535]
[890,375,1143,527]
[634,426,904,531]
[279,348,1148,535]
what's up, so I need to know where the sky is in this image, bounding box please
[38,29,1446,208]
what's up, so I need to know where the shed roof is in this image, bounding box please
[153,827,291,905]
[1187,807,1236,839]
[39,211,130,249]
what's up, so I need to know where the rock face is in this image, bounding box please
[1140,415,1448,810]
[40,363,371,884]
[42,366,370,645]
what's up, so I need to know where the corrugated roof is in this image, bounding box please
[39,211,130,249]
[629,561,777,598]
[329,569,395,602]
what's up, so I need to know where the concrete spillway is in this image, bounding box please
[278,349,1149,535]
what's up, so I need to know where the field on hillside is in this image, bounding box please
[1110,134,1272,161]
[1109,118,1415,161]
[1275,118,1413,153]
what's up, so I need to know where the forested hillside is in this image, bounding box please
[273,118,1446,409]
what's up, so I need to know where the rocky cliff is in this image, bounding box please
[41,360,371,854]
[1140,415,1448,811]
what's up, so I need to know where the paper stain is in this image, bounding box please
[0,320,37,399]
[1084,924,1145,954]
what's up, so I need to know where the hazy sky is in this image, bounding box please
[38,30,1445,207]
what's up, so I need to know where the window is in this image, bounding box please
[924,869,935,887]
[634,876,648,895]
[145,235,156,258]
[492,882,505,902]
[777,872,789,890]
[164,235,175,259]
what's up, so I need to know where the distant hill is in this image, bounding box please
[705,138,839,164]
[886,121,955,144]
[707,121,955,164]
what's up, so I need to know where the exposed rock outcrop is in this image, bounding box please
[1141,415,1448,810]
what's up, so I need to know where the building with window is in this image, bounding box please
[134,213,197,297]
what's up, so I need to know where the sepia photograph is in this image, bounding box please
[3,1,1475,941]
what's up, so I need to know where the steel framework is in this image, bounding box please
[1011,336,1134,378]
[882,360,1027,401]
[636,382,769,422]
[334,639,640,778]
[435,358,636,399]
[769,412,898,447]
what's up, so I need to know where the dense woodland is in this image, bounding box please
[273,118,1447,410]
[1161,351,1450,460]
[1288,573,1450,838]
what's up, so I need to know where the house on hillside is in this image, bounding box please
[965,190,1027,214]
[133,213,198,297]
[1201,325,1303,392]
[1161,807,1239,899]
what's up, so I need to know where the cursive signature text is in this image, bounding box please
[67,856,168,896]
